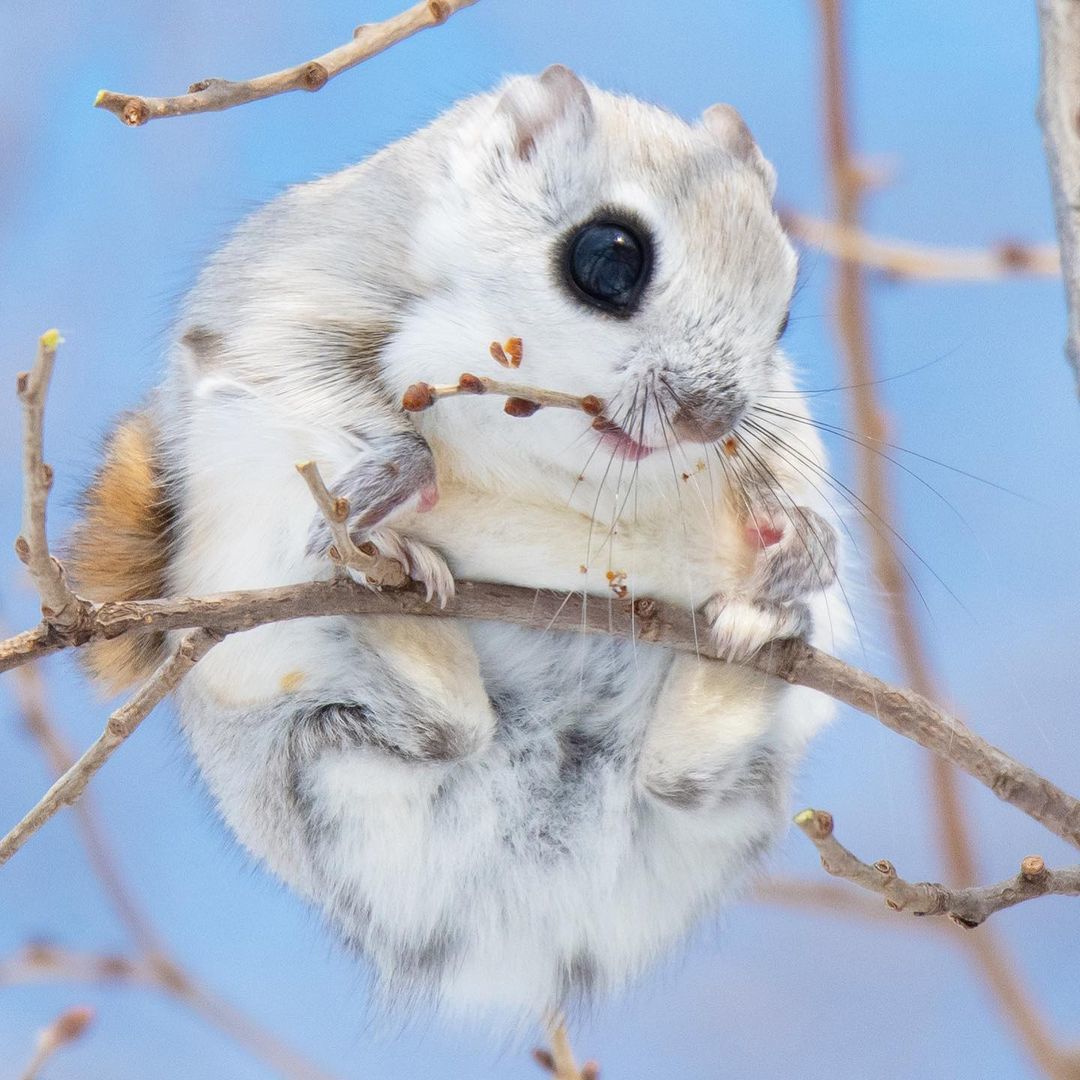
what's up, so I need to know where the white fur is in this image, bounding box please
[153,71,849,1024]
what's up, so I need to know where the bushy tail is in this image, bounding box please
[66,411,173,693]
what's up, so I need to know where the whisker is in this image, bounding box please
[759,346,961,399]
[727,432,861,656]
[754,403,1030,502]
[740,416,959,618]
[652,390,702,659]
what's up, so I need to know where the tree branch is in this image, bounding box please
[295,460,408,586]
[0,944,338,1080]
[533,1014,599,1080]
[781,210,1060,281]
[1,579,1079,862]
[94,0,479,126]
[1036,0,1080,391]
[0,629,220,866]
[795,809,1080,928]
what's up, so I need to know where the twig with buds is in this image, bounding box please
[94,0,480,126]
[402,371,604,420]
[794,809,1080,928]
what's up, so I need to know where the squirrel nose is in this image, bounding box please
[671,409,729,444]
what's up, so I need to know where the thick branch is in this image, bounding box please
[781,211,1060,280]
[1037,0,1080,391]
[0,629,219,866]
[94,0,479,126]
[795,809,1080,928]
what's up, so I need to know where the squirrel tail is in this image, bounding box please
[66,411,174,693]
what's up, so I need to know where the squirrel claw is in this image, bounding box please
[357,528,455,607]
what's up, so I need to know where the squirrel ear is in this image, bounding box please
[700,103,777,197]
[496,65,594,161]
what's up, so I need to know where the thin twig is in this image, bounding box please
[17,1004,94,1080]
[781,210,1060,280]
[1036,0,1080,391]
[295,460,407,586]
[12,661,166,956]
[402,372,604,419]
[14,331,92,633]
[795,810,1080,928]
[0,629,219,866]
[94,0,479,126]
[533,1013,599,1080]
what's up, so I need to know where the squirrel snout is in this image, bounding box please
[671,408,731,444]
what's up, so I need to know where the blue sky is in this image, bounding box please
[2,2,1079,1077]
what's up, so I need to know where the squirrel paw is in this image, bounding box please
[704,505,836,661]
[306,434,448,599]
[705,596,811,663]
[744,505,838,603]
[355,528,456,608]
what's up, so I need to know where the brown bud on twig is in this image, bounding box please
[403,371,605,421]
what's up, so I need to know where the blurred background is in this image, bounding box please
[2,1,1079,1077]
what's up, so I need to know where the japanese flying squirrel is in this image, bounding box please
[69,66,847,1025]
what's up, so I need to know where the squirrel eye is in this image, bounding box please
[562,216,652,315]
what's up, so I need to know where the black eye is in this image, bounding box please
[562,216,652,315]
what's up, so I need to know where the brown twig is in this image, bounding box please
[781,210,1060,280]
[12,662,166,956]
[295,460,408,587]
[795,810,1080,928]
[17,1004,94,1080]
[533,1013,600,1080]
[0,629,219,866]
[94,0,479,126]
[15,331,92,633]
[1036,0,1080,391]
[402,372,604,419]
[815,3,1073,1074]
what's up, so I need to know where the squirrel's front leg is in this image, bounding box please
[639,503,839,811]
[307,431,453,604]
[300,429,495,760]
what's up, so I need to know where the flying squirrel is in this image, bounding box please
[68,66,846,1024]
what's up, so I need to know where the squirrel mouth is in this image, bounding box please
[592,417,654,461]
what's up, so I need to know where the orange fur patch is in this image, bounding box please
[65,411,173,694]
